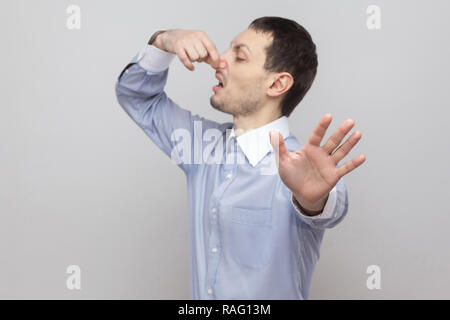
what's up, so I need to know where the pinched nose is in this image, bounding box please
[213,59,227,70]
[217,53,228,69]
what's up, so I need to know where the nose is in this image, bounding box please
[217,50,230,70]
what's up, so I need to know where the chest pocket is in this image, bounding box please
[226,206,273,269]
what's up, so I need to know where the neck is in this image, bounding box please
[233,107,282,136]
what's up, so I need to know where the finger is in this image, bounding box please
[322,118,355,154]
[185,44,200,62]
[307,113,332,147]
[176,47,195,71]
[336,154,366,178]
[193,41,208,62]
[332,131,362,164]
[200,36,220,68]
[269,130,290,164]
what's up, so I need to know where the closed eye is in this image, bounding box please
[235,57,245,62]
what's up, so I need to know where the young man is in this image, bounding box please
[115,16,366,299]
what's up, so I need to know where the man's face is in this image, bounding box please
[210,28,273,116]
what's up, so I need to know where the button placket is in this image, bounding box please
[206,201,221,298]
[204,133,238,299]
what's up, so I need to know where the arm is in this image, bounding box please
[115,44,194,173]
[114,30,222,174]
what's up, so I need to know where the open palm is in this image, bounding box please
[270,114,366,206]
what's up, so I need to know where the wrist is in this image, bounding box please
[293,193,328,215]
[148,30,167,51]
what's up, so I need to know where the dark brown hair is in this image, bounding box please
[249,16,318,117]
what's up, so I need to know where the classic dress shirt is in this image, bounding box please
[114,43,349,299]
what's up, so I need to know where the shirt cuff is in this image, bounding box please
[291,186,338,220]
[136,44,176,73]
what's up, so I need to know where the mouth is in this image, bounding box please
[212,82,224,92]
[213,73,225,92]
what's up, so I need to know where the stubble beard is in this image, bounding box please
[210,91,262,117]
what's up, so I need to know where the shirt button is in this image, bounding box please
[226,173,232,179]
[207,288,213,295]
[212,247,218,253]
[212,208,217,213]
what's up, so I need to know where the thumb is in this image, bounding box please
[269,130,289,161]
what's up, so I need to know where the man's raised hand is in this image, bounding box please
[269,114,366,212]
[152,29,224,71]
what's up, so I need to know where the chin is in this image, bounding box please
[209,97,233,115]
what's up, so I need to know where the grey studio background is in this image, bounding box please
[1,0,449,299]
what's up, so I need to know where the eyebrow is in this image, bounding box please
[230,41,252,55]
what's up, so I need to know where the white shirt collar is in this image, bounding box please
[226,116,290,167]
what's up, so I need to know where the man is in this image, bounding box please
[115,16,366,299]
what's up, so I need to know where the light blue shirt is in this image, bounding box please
[115,44,349,299]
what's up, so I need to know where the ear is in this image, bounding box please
[267,72,294,97]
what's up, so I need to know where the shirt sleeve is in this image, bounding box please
[290,177,349,229]
[137,44,176,72]
[115,43,222,174]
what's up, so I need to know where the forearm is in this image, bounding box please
[115,41,176,113]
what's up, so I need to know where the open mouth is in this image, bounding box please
[213,73,225,91]
[213,79,224,92]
